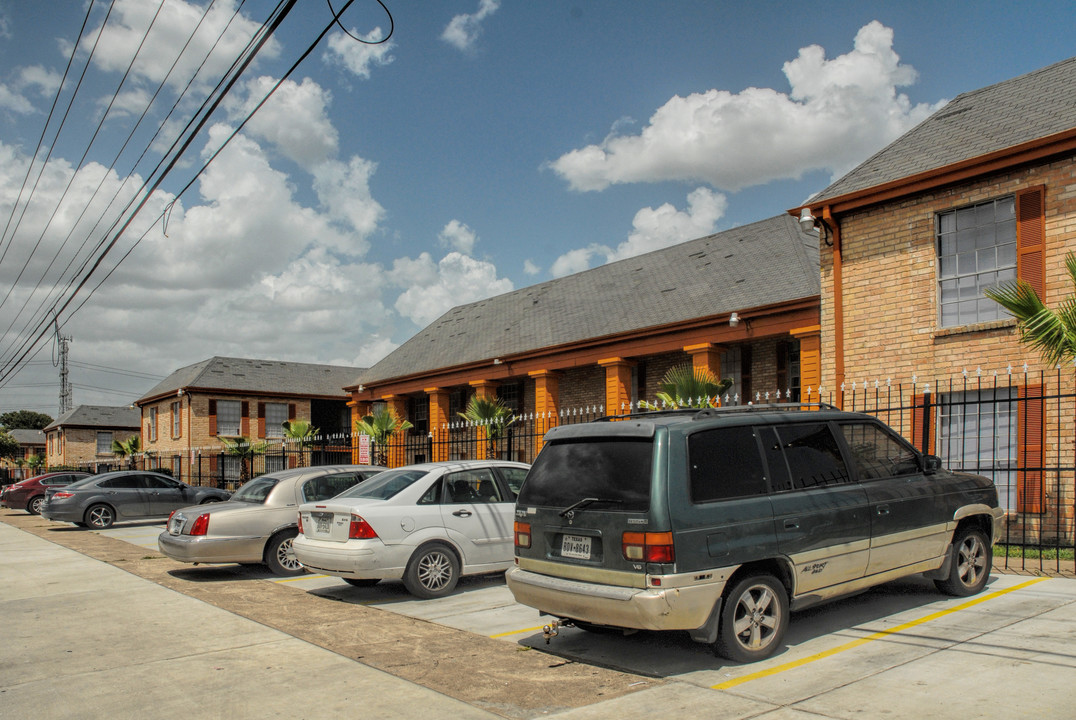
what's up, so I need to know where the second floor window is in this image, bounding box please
[937,196,1016,328]
[172,401,181,437]
[149,408,158,442]
[265,403,288,438]
[216,400,242,436]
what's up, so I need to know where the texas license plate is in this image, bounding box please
[561,534,592,560]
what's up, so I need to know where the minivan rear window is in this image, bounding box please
[517,438,652,512]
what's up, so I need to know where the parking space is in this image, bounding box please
[30,514,1076,719]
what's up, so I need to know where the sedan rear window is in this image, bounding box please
[232,476,281,503]
[518,438,652,512]
[336,469,429,500]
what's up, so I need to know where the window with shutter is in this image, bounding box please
[1016,186,1046,299]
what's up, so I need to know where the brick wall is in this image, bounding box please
[822,155,1076,387]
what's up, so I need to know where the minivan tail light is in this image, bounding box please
[622,531,674,563]
[190,513,210,536]
[349,514,378,539]
[514,521,531,549]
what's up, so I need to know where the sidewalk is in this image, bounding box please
[0,520,503,719]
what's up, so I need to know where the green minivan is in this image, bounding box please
[506,404,1004,663]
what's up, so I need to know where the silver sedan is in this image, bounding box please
[158,465,382,575]
[293,460,530,597]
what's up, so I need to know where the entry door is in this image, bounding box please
[763,423,871,594]
[439,468,513,567]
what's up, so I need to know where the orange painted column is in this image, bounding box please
[426,388,450,462]
[792,325,822,404]
[598,357,635,415]
[529,370,560,455]
[468,380,500,460]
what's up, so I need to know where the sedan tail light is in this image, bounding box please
[189,513,210,536]
[348,514,378,539]
[52,491,74,499]
[297,512,304,535]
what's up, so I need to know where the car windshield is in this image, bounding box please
[231,476,282,503]
[518,438,653,513]
[334,469,429,501]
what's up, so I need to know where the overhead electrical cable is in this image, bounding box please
[0,0,300,387]
[0,0,245,364]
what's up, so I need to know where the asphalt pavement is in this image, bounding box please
[3,511,1076,719]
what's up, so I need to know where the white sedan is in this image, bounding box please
[293,460,530,598]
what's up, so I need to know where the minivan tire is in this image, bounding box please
[714,574,788,663]
[934,525,991,597]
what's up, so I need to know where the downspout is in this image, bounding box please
[821,206,845,403]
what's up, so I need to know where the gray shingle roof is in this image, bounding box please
[44,405,141,431]
[360,214,818,384]
[9,429,45,445]
[812,56,1076,204]
[138,357,366,404]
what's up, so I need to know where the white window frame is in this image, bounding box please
[937,388,1017,511]
[216,400,242,437]
[936,196,1017,328]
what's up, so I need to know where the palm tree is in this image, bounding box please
[220,436,267,484]
[282,419,319,467]
[111,436,141,468]
[458,395,516,459]
[642,364,733,410]
[984,251,1076,366]
[355,407,413,467]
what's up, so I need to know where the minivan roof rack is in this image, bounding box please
[595,402,840,423]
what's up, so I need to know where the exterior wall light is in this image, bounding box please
[729,312,740,327]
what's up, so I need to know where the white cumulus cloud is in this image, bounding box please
[550,21,942,193]
[442,0,500,52]
[323,27,395,79]
[550,188,726,277]
[391,251,513,326]
[438,219,478,255]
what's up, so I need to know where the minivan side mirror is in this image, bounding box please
[923,455,942,474]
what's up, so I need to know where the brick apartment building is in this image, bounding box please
[43,405,141,471]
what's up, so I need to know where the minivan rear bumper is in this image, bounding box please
[505,565,729,632]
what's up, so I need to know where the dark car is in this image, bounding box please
[507,403,1004,663]
[1,472,91,515]
[41,471,230,529]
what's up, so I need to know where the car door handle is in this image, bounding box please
[877,504,890,516]
[783,519,799,530]
[452,509,472,517]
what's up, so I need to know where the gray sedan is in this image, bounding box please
[158,465,382,576]
[41,471,230,529]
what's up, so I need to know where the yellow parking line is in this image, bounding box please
[273,574,330,583]
[490,625,545,639]
[712,577,1048,691]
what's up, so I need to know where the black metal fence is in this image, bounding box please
[51,371,1075,572]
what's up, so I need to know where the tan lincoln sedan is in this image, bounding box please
[158,465,382,575]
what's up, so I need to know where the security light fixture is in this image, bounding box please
[799,207,817,233]
[729,312,740,327]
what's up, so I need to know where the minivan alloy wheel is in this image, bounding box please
[715,574,788,663]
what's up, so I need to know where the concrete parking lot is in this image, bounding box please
[3,510,1076,719]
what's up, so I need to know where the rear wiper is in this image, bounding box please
[559,497,622,517]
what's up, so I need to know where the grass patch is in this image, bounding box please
[994,545,1075,561]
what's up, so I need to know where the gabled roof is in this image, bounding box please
[810,56,1076,206]
[44,405,140,431]
[138,357,366,405]
[359,213,819,385]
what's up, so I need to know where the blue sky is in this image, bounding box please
[0,0,1073,414]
